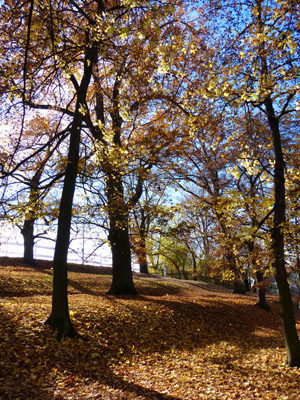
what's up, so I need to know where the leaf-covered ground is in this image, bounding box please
[1,258,300,400]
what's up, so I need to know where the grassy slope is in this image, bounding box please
[1,257,300,400]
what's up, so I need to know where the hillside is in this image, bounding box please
[1,258,300,400]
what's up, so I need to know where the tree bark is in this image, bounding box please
[21,169,43,265]
[254,270,270,311]
[106,173,137,295]
[99,63,138,295]
[21,218,35,265]
[138,239,149,274]
[45,112,81,338]
[225,248,246,294]
[233,279,246,294]
[138,212,149,274]
[108,219,137,295]
[265,97,300,366]
[246,239,270,310]
[45,45,97,339]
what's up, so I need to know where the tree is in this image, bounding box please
[177,195,218,281]
[166,107,250,291]
[0,0,101,336]
[74,0,189,294]
[132,204,149,274]
[221,108,275,308]
[0,0,190,298]
[45,42,98,337]
[200,0,300,365]
[0,112,67,265]
[129,172,171,274]
[239,0,300,367]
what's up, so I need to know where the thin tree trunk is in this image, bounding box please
[138,239,149,274]
[192,253,197,281]
[21,218,35,265]
[45,45,97,339]
[138,213,149,274]
[265,97,300,366]
[21,169,43,265]
[44,114,81,338]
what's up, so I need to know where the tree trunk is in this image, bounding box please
[138,214,149,274]
[104,156,137,294]
[254,271,270,311]
[247,239,270,310]
[233,279,246,294]
[108,216,137,295]
[44,115,81,338]
[45,45,97,339]
[192,253,197,281]
[21,169,43,265]
[138,240,149,274]
[225,248,246,294]
[137,225,149,274]
[139,261,149,274]
[21,218,35,265]
[216,214,245,294]
[182,268,188,280]
[242,273,251,292]
[265,97,300,366]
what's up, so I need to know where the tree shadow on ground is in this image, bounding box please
[1,260,294,399]
[0,307,53,400]
[101,292,285,355]
[0,305,184,400]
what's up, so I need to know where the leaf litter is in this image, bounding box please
[1,258,300,399]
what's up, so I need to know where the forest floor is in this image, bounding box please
[1,257,300,400]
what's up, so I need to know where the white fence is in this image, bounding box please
[0,240,140,271]
[0,240,112,267]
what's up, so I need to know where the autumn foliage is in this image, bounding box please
[1,258,300,400]
[1,0,300,370]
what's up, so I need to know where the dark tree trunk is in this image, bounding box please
[247,239,270,310]
[45,116,81,338]
[254,270,270,311]
[139,261,149,274]
[182,268,188,280]
[138,213,149,274]
[104,146,137,295]
[108,216,137,295]
[265,97,300,366]
[101,180,138,295]
[233,279,247,294]
[21,218,35,265]
[192,254,197,281]
[21,169,43,265]
[225,248,246,294]
[138,239,149,274]
[242,273,251,292]
[92,60,143,295]
[45,45,97,339]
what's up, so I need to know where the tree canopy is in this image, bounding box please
[1,0,300,365]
